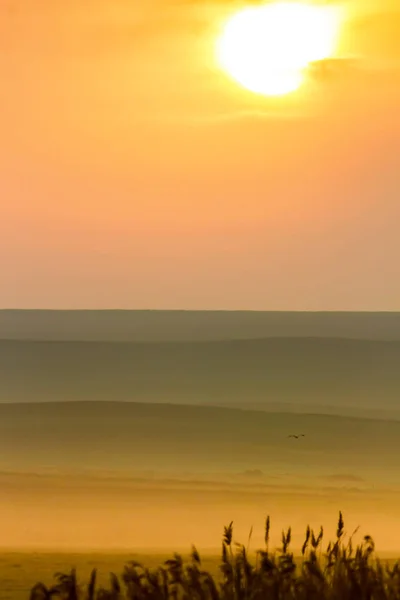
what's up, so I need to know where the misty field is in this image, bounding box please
[4,514,400,599]
[1,311,400,598]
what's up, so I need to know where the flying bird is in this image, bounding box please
[288,434,305,439]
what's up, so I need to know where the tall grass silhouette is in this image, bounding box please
[29,512,400,599]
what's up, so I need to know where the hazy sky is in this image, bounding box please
[1,0,399,310]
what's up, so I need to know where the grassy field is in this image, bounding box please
[3,515,400,599]
[6,550,399,600]
[0,552,222,600]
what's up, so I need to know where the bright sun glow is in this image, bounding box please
[217,2,341,96]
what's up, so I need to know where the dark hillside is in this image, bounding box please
[0,338,399,413]
[1,310,400,341]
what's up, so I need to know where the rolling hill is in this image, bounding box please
[1,401,400,485]
[1,310,400,341]
[0,337,399,416]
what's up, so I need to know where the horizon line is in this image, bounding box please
[1,308,400,314]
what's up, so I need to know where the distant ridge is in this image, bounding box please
[1,337,399,412]
[1,310,400,341]
[0,399,397,424]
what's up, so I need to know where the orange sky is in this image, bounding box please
[1,0,399,309]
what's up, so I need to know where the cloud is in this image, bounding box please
[305,56,363,82]
[323,473,366,483]
[147,107,303,124]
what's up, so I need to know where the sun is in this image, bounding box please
[216,2,341,96]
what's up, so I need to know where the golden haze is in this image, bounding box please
[0,0,399,308]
